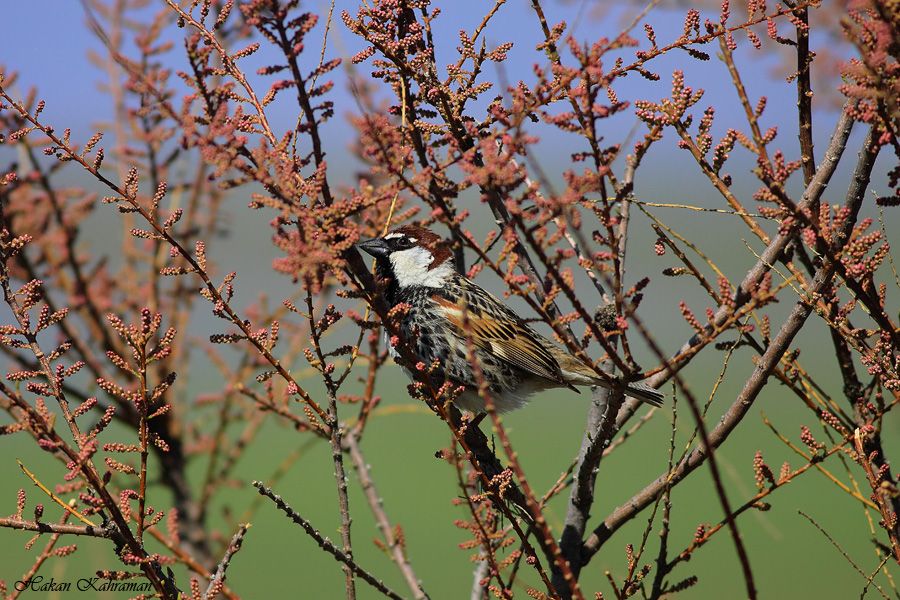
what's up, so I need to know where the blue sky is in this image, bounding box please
[1,1,852,157]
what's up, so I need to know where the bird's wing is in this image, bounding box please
[430,283,566,385]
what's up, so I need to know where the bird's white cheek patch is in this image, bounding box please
[389,247,452,288]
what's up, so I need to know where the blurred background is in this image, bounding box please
[0,0,897,598]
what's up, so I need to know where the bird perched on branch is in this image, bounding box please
[357,225,663,413]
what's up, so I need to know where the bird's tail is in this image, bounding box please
[552,349,664,407]
[623,380,664,407]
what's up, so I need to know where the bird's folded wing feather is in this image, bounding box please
[431,295,564,384]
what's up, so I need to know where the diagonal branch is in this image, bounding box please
[252,481,404,600]
[585,125,880,563]
[203,523,251,600]
[615,101,858,428]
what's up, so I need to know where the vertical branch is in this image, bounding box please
[137,352,149,542]
[793,3,816,184]
[553,123,657,591]
[853,430,900,564]
[329,391,356,600]
[554,386,625,593]
[304,287,356,600]
[469,558,489,600]
[345,432,427,600]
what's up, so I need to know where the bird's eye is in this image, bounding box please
[395,237,413,249]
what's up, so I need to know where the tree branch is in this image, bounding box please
[585,125,879,562]
[252,481,404,600]
[616,101,857,427]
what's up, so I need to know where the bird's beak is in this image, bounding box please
[356,237,390,258]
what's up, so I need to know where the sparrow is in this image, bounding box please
[357,225,663,414]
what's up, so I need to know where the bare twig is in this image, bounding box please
[203,523,251,600]
[798,511,890,600]
[345,431,427,599]
[0,517,117,539]
[251,481,404,600]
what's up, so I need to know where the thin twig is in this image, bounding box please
[252,481,404,600]
[16,460,96,527]
[345,431,427,599]
[203,523,251,600]
[861,554,892,600]
[798,511,890,600]
[0,517,116,539]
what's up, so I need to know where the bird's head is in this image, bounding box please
[356,225,454,289]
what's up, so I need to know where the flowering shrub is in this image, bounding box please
[0,0,897,598]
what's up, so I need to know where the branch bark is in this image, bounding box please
[0,518,118,539]
[584,125,879,563]
[615,101,858,428]
[345,431,428,600]
[553,385,625,595]
[252,481,404,600]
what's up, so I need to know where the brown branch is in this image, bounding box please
[252,481,404,600]
[345,431,427,600]
[303,286,357,600]
[0,517,118,539]
[203,523,251,600]
[792,3,816,184]
[585,124,879,564]
[330,396,357,600]
[616,100,857,426]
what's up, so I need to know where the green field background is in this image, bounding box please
[1,182,897,598]
[1,1,899,597]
